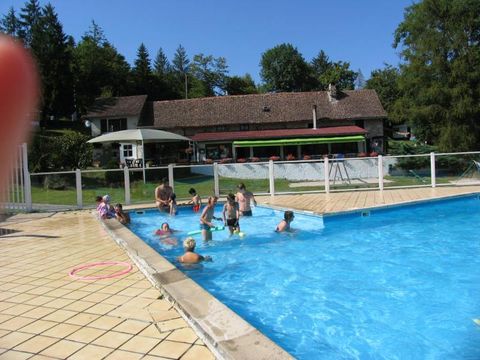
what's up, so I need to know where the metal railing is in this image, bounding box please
[4,149,480,212]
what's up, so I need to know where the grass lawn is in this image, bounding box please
[28,172,461,207]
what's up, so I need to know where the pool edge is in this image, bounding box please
[95,212,294,360]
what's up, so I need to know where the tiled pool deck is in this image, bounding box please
[0,186,479,359]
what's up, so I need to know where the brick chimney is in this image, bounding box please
[327,83,338,102]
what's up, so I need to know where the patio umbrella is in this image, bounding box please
[87,129,191,182]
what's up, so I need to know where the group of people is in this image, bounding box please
[95,194,130,225]
[165,182,295,264]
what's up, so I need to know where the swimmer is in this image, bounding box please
[188,188,202,212]
[177,237,211,264]
[275,211,295,232]
[114,203,130,225]
[169,193,178,216]
[199,196,221,241]
[155,222,174,235]
[223,193,240,236]
[236,183,257,217]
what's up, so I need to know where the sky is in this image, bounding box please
[0,0,413,83]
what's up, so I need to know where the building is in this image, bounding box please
[84,85,387,165]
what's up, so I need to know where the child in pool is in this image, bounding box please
[199,196,221,241]
[177,237,211,263]
[169,193,178,216]
[223,193,240,236]
[114,203,130,225]
[275,211,295,232]
[188,188,202,212]
[155,223,177,245]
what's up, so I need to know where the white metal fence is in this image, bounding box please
[3,148,480,212]
[0,143,31,212]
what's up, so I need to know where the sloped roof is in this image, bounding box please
[190,126,367,142]
[151,89,386,128]
[85,95,148,119]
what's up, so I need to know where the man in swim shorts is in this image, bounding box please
[155,178,173,213]
[235,183,257,216]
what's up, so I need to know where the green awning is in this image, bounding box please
[233,135,365,147]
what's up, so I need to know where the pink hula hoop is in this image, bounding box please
[69,261,133,280]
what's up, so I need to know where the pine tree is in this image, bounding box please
[355,69,366,89]
[153,48,170,77]
[18,0,41,47]
[132,43,153,96]
[33,3,74,119]
[0,7,19,37]
[172,45,190,98]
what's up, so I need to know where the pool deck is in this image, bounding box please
[0,185,479,359]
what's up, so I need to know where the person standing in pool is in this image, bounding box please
[223,193,240,236]
[235,183,257,217]
[199,196,220,241]
[275,211,295,232]
[188,188,202,212]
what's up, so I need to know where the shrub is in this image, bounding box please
[269,156,280,161]
[236,158,247,163]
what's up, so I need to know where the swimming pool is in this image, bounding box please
[129,195,480,359]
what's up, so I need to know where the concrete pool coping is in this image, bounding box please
[97,213,293,360]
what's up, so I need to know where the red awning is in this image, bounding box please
[190,126,367,142]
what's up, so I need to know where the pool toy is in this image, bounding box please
[474,319,480,326]
[69,261,132,280]
[238,231,246,238]
[187,226,225,236]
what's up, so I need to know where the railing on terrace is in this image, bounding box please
[5,150,480,212]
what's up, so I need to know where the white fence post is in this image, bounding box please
[213,163,220,197]
[378,155,384,191]
[168,164,174,192]
[124,166,131,205]
[269,160,275,197]
[75,169,82,209]
[430,152,436,188]
[22,143,32,212]
[324,156,330,193]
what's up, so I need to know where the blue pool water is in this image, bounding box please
[129,196,480,359]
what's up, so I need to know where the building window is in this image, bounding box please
[240,124,249,131]
[100,118,127,133]
[215,125,227,132]
[123,144,133,157]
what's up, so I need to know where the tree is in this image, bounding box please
[190,54,228,96]
[260,43,311,92]
[355,69,366,89]
[32,4,75,119]
[366,64,401,114]
[73,21,131,113]
[225,74,258,95]
[0,7,20,37]
[172,44,190,98]
[153,47,170,77]
[394,0,480,151]
[310,50,357,90]
[18,0,41,47]
[132,43,153,96]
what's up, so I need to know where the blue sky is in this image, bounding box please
[1,0,413,83]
